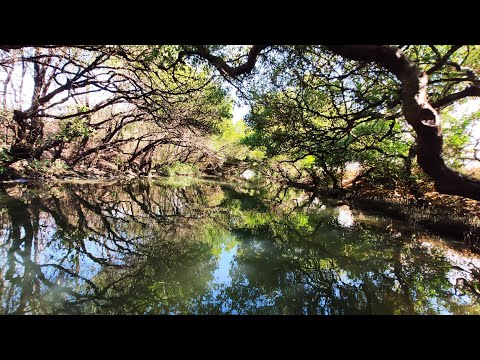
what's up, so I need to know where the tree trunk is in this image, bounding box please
[326,45,480,200]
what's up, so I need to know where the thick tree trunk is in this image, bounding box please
[327,45,480,200]
[404,143,423,199]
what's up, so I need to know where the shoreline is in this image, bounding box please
[1,174,479,252]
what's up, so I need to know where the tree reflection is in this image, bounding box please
[0,180,479,314]
[0,180,226,314]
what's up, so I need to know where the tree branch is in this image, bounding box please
[431,85,480,109]
[426,45,462,75]
[181,45,269,77]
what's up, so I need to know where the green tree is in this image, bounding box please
[180,45,480,200]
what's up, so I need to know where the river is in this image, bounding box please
[0,177,479,314]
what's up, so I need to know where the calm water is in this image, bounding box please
[0,177,479,315]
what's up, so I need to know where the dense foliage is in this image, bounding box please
[1,45,480,199]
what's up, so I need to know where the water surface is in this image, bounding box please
[0,178,479,314]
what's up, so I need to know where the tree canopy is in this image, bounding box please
[1,45,480,200]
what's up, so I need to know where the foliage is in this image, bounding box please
[0,147,11,174]
[28,159,69,176]
[158,161,199,176]
[237,45,480,191]
[1,45,480,196]
[57,116,92,141]
[441,105,480,169]
[212,118,266,166]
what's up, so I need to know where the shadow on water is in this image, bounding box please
[0,178,479,314]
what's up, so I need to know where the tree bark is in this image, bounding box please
[326,45,480,200]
